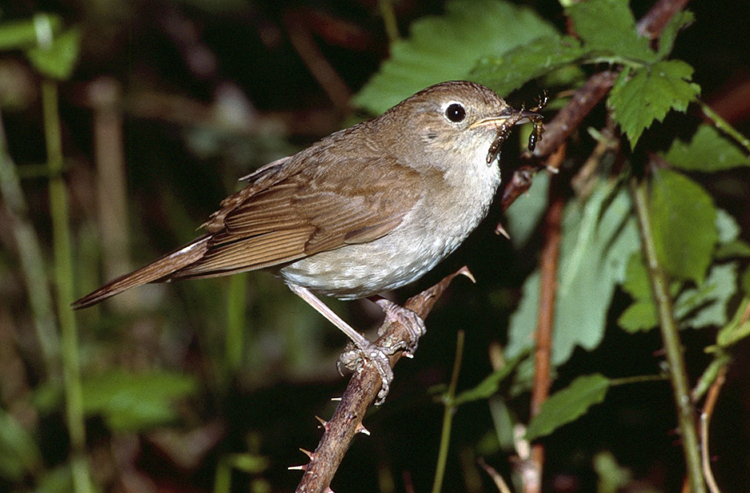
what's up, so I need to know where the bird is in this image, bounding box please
[73,80,539,400]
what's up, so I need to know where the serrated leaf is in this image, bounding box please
[618,299,658,333]
[454,349,529,405]
[507,181,640,369]
[353,0,557,114]
[25,26,80,80]
[472,35,585,95]
[566,0,655,63]
[609,60,700,147]
[657,10,694,59]
[649,169,717,284]
[664,124,750,172]
[82,370,197,432]
[525,374,610,441]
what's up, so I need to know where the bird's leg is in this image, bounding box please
[287,284,394,403]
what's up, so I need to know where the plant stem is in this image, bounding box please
[378,0,400,44]
[0,112,61,379]
[700,100,750,154]
[42,79,93,493]
[431,330,465,493]
[630,177,705,493]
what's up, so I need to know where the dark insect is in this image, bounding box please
[485,90,549,164]
[486,111,525,165]
[526,90,549,152]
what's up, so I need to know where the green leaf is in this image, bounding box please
[505,170,549,249]
[657,10,694,60]
[742,266,750,296]
[618,299,658,333]
[472,35,586,95]
[621,252,651,300]
[676,263,737,329]
[0,410,43,480]
[594,451,632,493]
[566,0,655,63]
[525,374,610,441]
[507,181,640,369]
[82,370,198,432]
[0,14,63,50]
[715,240,750,259]
[609,60,700,147]
[353,0,558,114]
[25,26,80,80]
[649,169,717,284]
[664,124,750,172]
[453,349,530,405]
[716,297,750,348]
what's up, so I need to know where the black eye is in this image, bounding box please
[445,103,466,123]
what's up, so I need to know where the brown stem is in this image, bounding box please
[524,179,565,493]
[294,267,474,493]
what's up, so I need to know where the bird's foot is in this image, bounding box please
[338,340,394,405]
[373,298,426,357]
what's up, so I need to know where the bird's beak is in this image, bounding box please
[469,108,539,129]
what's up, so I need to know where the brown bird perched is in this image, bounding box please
[73,80,541,400]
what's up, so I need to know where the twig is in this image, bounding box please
[526,174,565,493]
[630,176,705,493]
[700,365,727,493]
[294,267,474,493]
[284,10,352,114]
[89,77,135,310]
[478,457,513,493]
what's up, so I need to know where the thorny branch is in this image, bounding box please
[293,1,695,492]
[294,267,474,493]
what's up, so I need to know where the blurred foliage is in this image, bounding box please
[1,0,750,492]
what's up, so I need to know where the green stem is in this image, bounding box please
[630,177,705,493]
[226,273,248,376]
[378,0,400,44]
[0,112,61,379]
[700,101,750,154]
[432,330,465,493]
[42,80,93,493]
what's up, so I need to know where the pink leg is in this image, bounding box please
[288,284,394,403]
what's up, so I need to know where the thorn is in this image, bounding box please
[494,222,511,239]
[299,448,315,460]
[315,416,330,431]
[456,266,476,284]
[356,423,370,436]
[288,464,308,471]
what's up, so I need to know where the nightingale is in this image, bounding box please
[73,80,540,400]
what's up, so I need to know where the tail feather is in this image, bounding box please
[72,236,211,309]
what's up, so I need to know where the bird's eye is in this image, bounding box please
[445,103,466,123]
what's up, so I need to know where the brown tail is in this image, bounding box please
[72,236,211,309]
